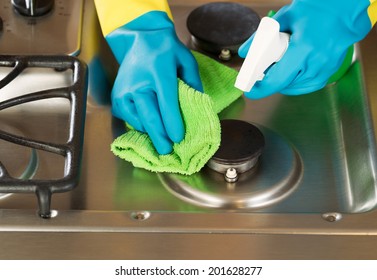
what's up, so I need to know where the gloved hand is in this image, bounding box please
[238,0,373,99]
[107,11,203,154]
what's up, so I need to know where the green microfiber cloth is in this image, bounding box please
[110,51,243,175]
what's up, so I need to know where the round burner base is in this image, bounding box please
[187,2,260,54]
[160,126,303,210]
[208,119,265,174]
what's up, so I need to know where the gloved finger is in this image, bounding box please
[272,5,291,32]
[111,93,146,133]
[238,33,255,58]
[177,49,203,92]
[280,69,329,95]
[292,50,346,86]
[280,51,346,95]
[133,91,173,155]
[280,79,328,95]
[154,71,185,144]
[244,45,304,99]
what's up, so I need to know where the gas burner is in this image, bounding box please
[160,124,303,210]
[186,2,260,59]
[207,119,265,179]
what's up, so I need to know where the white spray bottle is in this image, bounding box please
[235,17,290,92]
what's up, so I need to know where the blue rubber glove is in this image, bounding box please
[106,11,203,154]
[238,0,373,99]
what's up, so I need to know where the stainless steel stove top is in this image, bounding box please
[0,0,83,55]
[2,0,377,259]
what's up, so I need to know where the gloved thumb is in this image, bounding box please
[239,6,291,59]
[238,33,255,58]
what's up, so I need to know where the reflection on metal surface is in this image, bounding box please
[160,127,303,209]
[48,209,58,218]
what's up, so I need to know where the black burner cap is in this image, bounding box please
[187,2,260,53]
[212,119,265,164]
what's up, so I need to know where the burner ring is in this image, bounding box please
[207,119,265,174]
[160,126,303,210]
[187,2,260,54]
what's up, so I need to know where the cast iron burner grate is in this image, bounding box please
[0,55,87,218]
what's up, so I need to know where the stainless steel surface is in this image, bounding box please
[0,0,83,55]
[2,0,377,259]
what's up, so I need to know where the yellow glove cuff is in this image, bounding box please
[368,0,377,26]
[94,0,173,36]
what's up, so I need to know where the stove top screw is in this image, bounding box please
[322,212,342,222]
[225,167,238,183]
[219,49,232,61]
[130,211,151,221]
